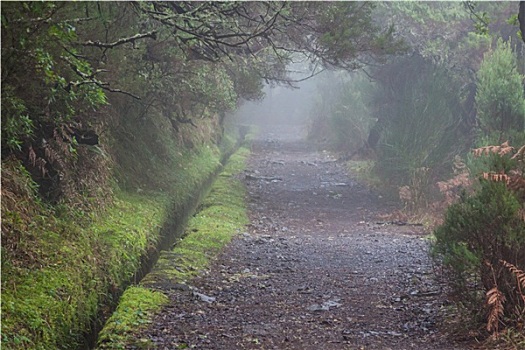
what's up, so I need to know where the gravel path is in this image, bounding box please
[139,130,470,350]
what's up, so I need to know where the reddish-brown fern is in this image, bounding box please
[486,286,506,334]
[500,260,525,297]
[511,144,525,161]
[436,155,471,205]
[474,142,525,205]
[472,141,514,157]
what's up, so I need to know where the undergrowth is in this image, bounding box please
[95,287,168,350]
[432,142,525,346]
[96,146,250,349]
[1,142,229,349]
[1,189,166,350]
[170,147,250,282]
[345,160,380,189]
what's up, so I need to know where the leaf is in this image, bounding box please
[500,260,525,292]
[486,286,505,333]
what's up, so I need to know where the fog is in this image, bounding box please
[232,72,323,140]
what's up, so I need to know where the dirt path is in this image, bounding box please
[140,130,467,349]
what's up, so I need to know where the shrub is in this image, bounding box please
[328,73,376,153]
[308,70,375,153]
[372,56,467,207]
[475,39,525,139]
[433,144,525,335]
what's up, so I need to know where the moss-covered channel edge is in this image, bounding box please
[1,129,246,349]
[95,146,250,349]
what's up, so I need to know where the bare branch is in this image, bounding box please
[97,83,141,100]
[79,31,157,49]
[261,67,327,85]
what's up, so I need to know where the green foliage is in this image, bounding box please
[463,1,491,36]
[101,146,250,348]
[0,140,232,349]
[434,181,523,272]
[1,2,108,144]
[379,2,470,66]
[379,1,522,83]
[309,71,376,152]
[330,73,376,152]
[227,63,265,101]
[476,39,525,138]
[111,108,222,195]
[374,57,466,192]
[1,87,33,151]
[310,2,406,69]
[346,160,381,189]
[96,287,168,349]
[466,134,525,182]
[1,2,115,205]
[433,175,525,328]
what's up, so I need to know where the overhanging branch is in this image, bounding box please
[79,31,158,49]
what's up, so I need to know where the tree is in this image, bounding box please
[1,1,405,203]
[372,56,466,194]
[475,38,525,140]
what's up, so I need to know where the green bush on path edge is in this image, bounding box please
[95,146,250,349]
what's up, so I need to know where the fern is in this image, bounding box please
[472,141,514,158]
[473,141,525,204]
[482,172,510,184]
[485,260,525,336]
[486,286,506,334]
[511,144,525,162]
[435,141,525,336]
[501,260,525,294]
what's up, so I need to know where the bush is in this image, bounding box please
[328,73,376,152]
[308,70,375,153]
[475,38,525,139]
[433,148,525,334]
[372,56,467,207]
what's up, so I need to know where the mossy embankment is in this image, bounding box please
[1,123,248,350]
[96,146,250,349]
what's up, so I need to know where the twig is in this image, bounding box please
[79,31,157,49]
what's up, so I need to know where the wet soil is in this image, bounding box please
[139,130,471,349]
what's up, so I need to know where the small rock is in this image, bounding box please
[307,303,329,312]
[387,331,403,337]
[193,291,216,303]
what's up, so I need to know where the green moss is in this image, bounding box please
[98,146,250,349]
[2,211,100,350]
[96,287,168,349]
[146,146,249,283]
[92,191,169,287]
[1,190,166,349]
[1,142,231,350]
